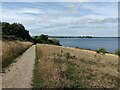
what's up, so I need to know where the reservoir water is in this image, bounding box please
[57,38,119,53]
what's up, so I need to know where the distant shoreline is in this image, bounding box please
[49,36,120,38]
[49,37,118,54]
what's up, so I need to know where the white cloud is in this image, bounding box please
[1,2,118,37]
[18,8,44,14]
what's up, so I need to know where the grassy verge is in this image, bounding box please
[2,40,32,69]
[32,45,42,88]
[33,44,118,88]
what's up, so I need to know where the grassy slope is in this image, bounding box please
[33,44,118,88]
[1,40,32,69]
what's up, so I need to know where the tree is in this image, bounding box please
[2,22,32,41]
[2,22,11,35]
[32,34,60,45]
[39,34,48,41]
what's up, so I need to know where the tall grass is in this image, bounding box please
[2,40,32,68]
[33,44,118,88]
[114,49,120,56]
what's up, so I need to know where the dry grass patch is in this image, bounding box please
[34,44,118,88]
[1,40,32,69]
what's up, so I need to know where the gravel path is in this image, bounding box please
[2,45,35,88]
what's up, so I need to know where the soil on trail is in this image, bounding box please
[2,45,35,88]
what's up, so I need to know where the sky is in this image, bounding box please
[1,1,118,37]
[1,0,120,2]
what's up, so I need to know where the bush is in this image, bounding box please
[33,35,61,46]
[50,39,60,46]
[64,52,71,59]
[96,48,106,54]
[114,49,120,56]
[75,47,80,49]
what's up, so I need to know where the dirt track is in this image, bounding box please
[2,45,35,88]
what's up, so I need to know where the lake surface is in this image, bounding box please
[57,38,119,53]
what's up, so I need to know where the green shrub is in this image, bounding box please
[75,47,80,49]
[50,39,60,46]
[32,35,60,46]
[64,52,71,59]
[114,49,120,56]
[96,48,106,54]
